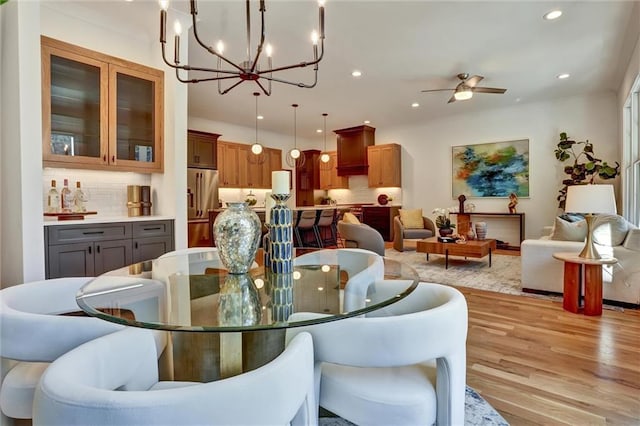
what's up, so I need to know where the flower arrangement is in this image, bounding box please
[432,208,455,229]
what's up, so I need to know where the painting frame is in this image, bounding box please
[452,139,530,198]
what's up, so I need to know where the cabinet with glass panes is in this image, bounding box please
[41,36,164,173]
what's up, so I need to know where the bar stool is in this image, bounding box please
[295,210,321,247]
[315,209,337,247]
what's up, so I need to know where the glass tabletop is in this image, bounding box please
[76,248,419,332]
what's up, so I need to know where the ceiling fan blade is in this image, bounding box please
[465,75,484,87]
[447,94,457,104]
[421,88,455,93]
[473,87,507,94]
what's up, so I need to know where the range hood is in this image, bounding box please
[335,125,375,176]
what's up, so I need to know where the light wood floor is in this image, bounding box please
[460,287,640,425]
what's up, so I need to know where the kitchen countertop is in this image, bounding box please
[43,215,175,226]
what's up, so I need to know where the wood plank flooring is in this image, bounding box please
[459,287,640,425]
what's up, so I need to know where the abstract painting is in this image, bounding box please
[452,139,529,198]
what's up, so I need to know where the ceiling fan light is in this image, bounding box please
[454,89,473,101]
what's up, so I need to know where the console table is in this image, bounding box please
[451,212,525,249]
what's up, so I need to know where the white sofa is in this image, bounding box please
[521,215,640,306]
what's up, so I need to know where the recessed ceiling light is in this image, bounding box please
[557,73,570,79]
[257,115,264,120]
[411,102,420,108]
[316,129,322,133]
[543,10,562,20]
[351,70,362,77]
[364,120,370,124]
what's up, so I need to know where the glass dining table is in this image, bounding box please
[76,248,419,382]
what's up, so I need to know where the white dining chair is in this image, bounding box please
[286,282,468,426]
[0,277,124,420]
[294,248,384,312]
[33,328,316,426]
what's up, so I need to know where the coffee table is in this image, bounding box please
[416,237,497,269]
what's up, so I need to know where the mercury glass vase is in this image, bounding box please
[269,194,293,274]
[213,202,261,274]
[218,274,261,326]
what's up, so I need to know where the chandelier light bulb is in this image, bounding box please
[159,0,169,11]
[318,0,325,6]
[265,43,273,57]
[174,20,182,35]
[311,31,319,45]
[216,40,225,55]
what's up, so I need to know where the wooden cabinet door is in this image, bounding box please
[218,142,242,187]
[188,130,219,168]
[41,40,109,168]
[94,239,133,275]
[47,243,94,278]
[368,144,401,187]
[319,154,333,189]
[264,148,283,187]
[330,152,349,189]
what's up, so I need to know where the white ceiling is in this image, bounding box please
[71,0,640,141]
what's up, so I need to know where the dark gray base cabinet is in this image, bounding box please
[45,220,174,279]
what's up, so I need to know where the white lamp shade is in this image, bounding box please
[565,184,617,215]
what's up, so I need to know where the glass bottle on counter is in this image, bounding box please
[46,180,60,213]
[73,181,87,212]
[60,179,73,213]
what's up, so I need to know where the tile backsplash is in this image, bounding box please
[43,169,151,217]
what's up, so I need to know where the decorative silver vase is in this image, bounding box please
[218,274,261,326]
[213,202,261,274]
[269,194,293,274]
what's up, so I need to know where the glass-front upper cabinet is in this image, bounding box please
[41,36,164,173]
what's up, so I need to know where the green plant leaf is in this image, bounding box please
[559,132,567,140]
[585,162,595,171]
[558,141,574,150]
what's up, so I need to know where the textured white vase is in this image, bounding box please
[475,222,487,240]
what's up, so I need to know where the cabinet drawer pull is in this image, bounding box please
[134,242,139,249]
[103,154,107,162]
[143,227,162,231]
[96,245,101,254]
[88,246,92,254]
[83,231,105,235]
[112,155,116,163]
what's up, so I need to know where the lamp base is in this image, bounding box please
[578,214,601,260]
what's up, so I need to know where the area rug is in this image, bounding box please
[318,385,509,425]
[384,248,522,295]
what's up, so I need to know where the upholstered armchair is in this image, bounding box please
[393,213,436,252]
[337,221,385,256]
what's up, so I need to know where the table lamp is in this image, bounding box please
[564,184,616,259]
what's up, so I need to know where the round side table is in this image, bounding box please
[552,252,618,316]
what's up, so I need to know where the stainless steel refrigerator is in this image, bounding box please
[187,168,219,219]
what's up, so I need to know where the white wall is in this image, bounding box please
[377,92,619,240]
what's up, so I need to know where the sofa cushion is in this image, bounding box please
[550,217,587,242]
[342,212,361,224]
[592,214,629,247]
[399,209,424,229]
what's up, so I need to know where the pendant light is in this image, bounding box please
[286,104,306,167]
[319,113,331,170]
[249,92,266,165]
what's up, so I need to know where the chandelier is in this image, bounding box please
[159,0,326,96]
[285,104,305,168]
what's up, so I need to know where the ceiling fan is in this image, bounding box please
[421,73,507,104]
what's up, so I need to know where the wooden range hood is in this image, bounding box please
[335,125,375,176]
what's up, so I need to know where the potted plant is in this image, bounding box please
[432,208,456,237]
[555,132,620,209]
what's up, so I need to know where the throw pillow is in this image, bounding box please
[622,229,640,252]
[399,209,424,229]
[550,217,587,241]
[592,214,629,247]
[342,212,361,225]
[559,213,585,223]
